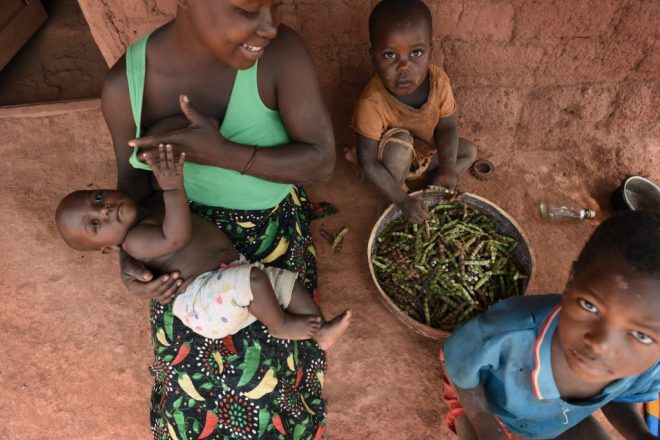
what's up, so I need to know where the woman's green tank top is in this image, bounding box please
[126,32,292,210]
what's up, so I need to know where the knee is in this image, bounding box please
[458,138,477,161]
[381,132,414,165]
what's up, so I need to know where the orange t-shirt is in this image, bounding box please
[350,64,456,145]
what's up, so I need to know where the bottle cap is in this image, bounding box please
[584,209,596,219]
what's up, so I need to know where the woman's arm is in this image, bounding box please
[129,26,336,185]
[102,57,154,204]
[102,58,182,303]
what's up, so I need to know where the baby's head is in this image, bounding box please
[55,189,139,253]
[557,211,660,383]
[368,0,433,98]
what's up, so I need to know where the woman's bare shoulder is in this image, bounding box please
[101,55,130,117]
[265,25,312,67]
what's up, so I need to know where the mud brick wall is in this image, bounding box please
[78,0,659,180]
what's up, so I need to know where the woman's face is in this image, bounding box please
[186,0,282,69]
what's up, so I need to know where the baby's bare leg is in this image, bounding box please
[286,280,352,351]
[248,268,321,340]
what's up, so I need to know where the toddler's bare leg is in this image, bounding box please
[552,415,611,440]
[381,131,415,189]
[454,414,479,440]
[426,137,477,176]
[455,138,477,175]
[286,281,352,351]
[248,268,321,340]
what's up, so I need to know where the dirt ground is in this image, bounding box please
[1,96,657,439]
[0,0,107,106]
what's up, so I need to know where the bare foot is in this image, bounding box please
[268,314,322,341]
[315,309,352,351]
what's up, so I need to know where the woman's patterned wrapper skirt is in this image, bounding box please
[150,185,326,440]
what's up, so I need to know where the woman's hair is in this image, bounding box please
[368,0,433,46]
[574,210,660,279]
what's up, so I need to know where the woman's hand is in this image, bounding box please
[120,251,182,304]
[129,95,223,165]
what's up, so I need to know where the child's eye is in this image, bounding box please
[410,49,424,57]
[578,298,598,314]
[383,52,397,60]
[94,193,103,206]
[631,331,654,345]
[91,219,100,233]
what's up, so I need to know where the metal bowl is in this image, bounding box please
[611,176,660,212]
[367,190,534,340]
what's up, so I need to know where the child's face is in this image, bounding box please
[370,13,431,98]
[57,190,138,251]
[557,257,660,383]
[186,0,282,70]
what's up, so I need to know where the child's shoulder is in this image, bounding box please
[261,25,316,77]
[428,63,451,81]
[465,294,562,337]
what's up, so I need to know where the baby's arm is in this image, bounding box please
[453,384,510,440]
[356,134,430,223]
[123,144,191,260]
[432,114,460,191]
[602,402,656,439]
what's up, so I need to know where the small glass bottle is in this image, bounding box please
[539,201,596,221]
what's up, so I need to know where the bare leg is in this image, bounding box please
[455,138,477,175]
[381,132,415,190]
[286,280,352,351]
[454,414,479,440]
[551,415,611,440]
[248,268,321,340]
[426,137,478,176]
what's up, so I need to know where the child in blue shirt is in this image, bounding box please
[444,210,660,439]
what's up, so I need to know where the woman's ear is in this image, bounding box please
[101,245,121,254]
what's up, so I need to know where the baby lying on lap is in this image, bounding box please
[55,143,350,349]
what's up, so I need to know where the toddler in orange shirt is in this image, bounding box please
[348,0,476,224]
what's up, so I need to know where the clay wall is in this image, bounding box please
[78,0,659,168]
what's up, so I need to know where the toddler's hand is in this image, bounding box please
[397,196,430,224]
[146,144,185,191]
[432,169,461,194]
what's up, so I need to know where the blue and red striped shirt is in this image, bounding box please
[445,295,660,438]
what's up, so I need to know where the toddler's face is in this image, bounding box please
[186,0,282,70]
[557,257,660,383]
[370,14,431,98]
[57,190,138,251]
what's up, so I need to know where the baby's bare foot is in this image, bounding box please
[315,309,352,351]
[268,314,322,341]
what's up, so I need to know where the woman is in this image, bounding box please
[101,1,335,438]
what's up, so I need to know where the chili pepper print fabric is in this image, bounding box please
[149,185,326,439]
[190,185,318,291]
